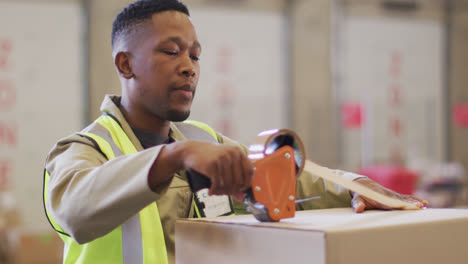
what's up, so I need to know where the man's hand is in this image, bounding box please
[152,140,254,196]
[181,141,254,196]
[351,177,428,213]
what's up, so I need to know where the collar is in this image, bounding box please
[100,95,189,149]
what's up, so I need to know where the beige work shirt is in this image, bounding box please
[45,95,360,264]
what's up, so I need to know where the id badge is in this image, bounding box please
[193,189,234,217]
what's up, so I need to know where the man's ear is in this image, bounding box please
[115,51,134,79]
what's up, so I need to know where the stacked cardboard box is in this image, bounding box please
[15,232,62,264]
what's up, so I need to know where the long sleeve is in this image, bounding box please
[295,169,357,210]
[45,134,172,244]
[298,168,367,207]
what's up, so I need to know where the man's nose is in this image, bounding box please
[178,55,196,78]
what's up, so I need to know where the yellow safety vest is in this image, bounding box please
[43,114,168,264]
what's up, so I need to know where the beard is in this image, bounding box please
[166,109,191,122]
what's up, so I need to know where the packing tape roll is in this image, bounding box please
[248,129,305,177]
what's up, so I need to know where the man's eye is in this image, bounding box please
[164,51,178,56]
[191,55,199,61]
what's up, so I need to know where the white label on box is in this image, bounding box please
[195,189,232,217]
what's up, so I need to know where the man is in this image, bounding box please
[43,0,427,263]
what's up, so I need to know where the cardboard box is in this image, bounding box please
[176,208,468,264]
[15,232,62,264]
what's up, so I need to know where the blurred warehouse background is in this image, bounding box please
[0,0,467,262]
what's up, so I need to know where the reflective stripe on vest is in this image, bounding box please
[181,120,219,142]
[179,120,236,218]
[43,114,168,264]
[179,120,220,218]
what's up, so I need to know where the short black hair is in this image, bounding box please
[111,0,190,49]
